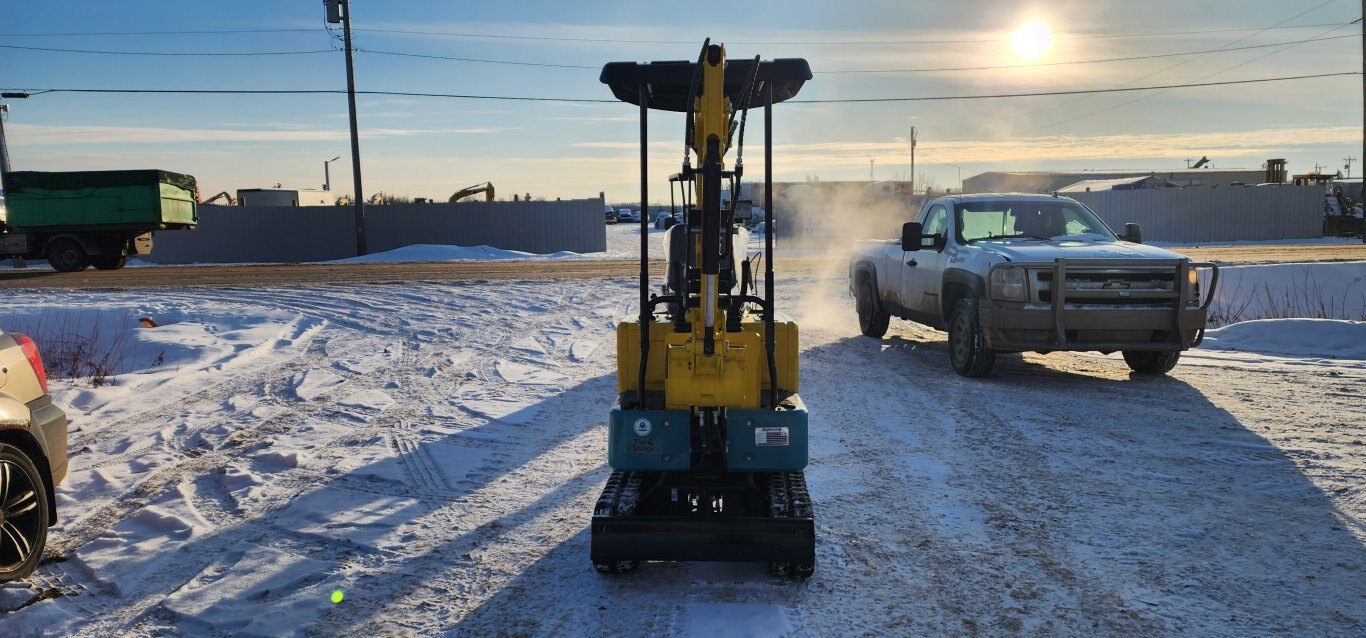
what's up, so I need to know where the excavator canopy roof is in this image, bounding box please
[599,58,811,112]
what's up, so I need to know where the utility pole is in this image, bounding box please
[0,104,11,184]
[327,0,366,255]
[909,126,917,195]
[1345,156,1357,179]
[0,92,28,198]
[869,158,875,181]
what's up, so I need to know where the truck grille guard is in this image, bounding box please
[990,258,1220,348]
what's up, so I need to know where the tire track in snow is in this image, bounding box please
[47,281,622,635]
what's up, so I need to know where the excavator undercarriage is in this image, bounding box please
[591,42,815,577]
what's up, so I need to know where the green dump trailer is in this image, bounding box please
[0,169,198,271]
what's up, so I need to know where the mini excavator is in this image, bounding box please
[592,41,815,577]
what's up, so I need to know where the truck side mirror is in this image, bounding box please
[901,222,923,252]
[1122,223,1143,244]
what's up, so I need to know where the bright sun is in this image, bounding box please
[1010,19,1054,62]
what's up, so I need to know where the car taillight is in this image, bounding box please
[12,333,48,394]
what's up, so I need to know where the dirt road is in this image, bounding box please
[3,242,1362,290]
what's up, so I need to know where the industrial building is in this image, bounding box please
[963,168,1267,194]
[1057,175,1177,193]
[235,187,333,207]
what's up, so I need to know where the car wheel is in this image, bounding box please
[948,297,996,377]
[0,443,50,582]
[856,279,890,338]
[92,255,129,270]
[45,238,89,272]
[1122,350,1180,375]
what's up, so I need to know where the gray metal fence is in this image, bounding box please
[144,199,607,264]
[1068,186,1322,243]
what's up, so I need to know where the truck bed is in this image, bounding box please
[3,169,197,231]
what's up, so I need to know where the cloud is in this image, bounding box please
[546,115,638,123]
[771,126,1362,168]
[7,124,505,144]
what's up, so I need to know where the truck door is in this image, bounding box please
[901,203,951,317]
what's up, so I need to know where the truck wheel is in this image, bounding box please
[45,239,89,272]
[0,443,50,582]
[92,256,129,270]
[948,297,996,377]
[1122,351,1180,375]
[856,279,890,338]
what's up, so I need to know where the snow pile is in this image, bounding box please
[1153,237,1363,248]
[330,244,582,263]
[1203,318,1366,360]
[1209,261,1366,324]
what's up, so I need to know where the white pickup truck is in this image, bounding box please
[849,193,1218,377]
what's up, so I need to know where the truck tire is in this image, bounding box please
[92,255,129,270]
[45,238,89,272]
[948,297,996,377]
[856,278,890,338]
[0,443,50,582]
[1122,350,1180,375]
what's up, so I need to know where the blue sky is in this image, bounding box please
[1,0,1362,202]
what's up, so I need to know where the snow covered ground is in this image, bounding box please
[1,265,1364,636]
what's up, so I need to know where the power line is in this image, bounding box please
[0,28,319,36]
[0,21,1356,45]
[358,48,597,69]
[1028,17,1357,131]
[1023,0,1341,121]
[4,71,1357,105]
[816,33,1357,74]
[354,22,1364,45]
[8,32,1354,74]
[0,43,332,56]
[793,72,1362,103]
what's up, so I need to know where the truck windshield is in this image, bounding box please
[956,200,1116,243]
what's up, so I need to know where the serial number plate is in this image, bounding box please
[755,427,789,447]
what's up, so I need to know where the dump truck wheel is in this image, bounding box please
[948,297,995,377]
[45,239,89,272]
[1122,350,1180,375]
[0,443,50,583]
[92,256,129,271]
[856,279,890,338]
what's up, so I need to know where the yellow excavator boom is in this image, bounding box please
[449,182,495,203]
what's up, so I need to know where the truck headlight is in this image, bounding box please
[1187,266,1201,305]
[990,268,1028,302]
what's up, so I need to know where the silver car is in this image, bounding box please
[0,328,68,582]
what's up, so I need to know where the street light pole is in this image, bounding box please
[328,0,366,255]
[324,155,341,191]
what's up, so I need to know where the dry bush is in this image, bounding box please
[1207,271,1366,327]
[4,309,144,387]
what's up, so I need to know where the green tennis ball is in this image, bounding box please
[330,590,345,604]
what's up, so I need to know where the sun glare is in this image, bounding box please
[1010,19,1054,62]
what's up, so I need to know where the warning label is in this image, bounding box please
[629,438,660,454]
